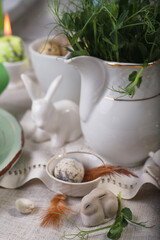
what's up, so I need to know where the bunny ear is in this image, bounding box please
[45,75,63,102]
[21,74,43,101]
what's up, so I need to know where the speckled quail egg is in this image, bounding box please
[54,158,85,183]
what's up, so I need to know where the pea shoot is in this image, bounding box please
[48,0,160,97]
[52,193,153,240]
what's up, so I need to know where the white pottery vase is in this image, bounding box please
[66,56,160,167]
[29,36,81,104]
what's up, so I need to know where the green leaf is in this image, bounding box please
[112,216,123,228]
[107,225,123,240]
[117,10,129,25]
[111,10,129,34]
[65,46,73,53]
[62,12,74,30]
[108,1,119,19]
[68,50,89,58]
[122,208,133,221]
[128,71,137,82]
[103,37,114,47]
[122,218,128,227]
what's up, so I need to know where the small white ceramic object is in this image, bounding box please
[66,56,160,167]
[80,187,118,227]
[146,166,160,187]
[149,150,160,167]
[15,198,34,214]
[21,74,81,147]
[29,35,81,103]
[4,60,27,89]
[46,151,105,197]
[54,158,84,183]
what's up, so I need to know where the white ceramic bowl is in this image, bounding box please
[4,60,27,89]
[29,35,81,104]
[46,151,104,197]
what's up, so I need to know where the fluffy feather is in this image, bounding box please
[41,194,71,228]
[83,165,138,182]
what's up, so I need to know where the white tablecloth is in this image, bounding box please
[0,79,160,240]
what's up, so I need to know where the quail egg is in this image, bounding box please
[54,158,85,183]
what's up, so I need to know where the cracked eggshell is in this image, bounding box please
[54,158,85,183]
[15,198,34,214]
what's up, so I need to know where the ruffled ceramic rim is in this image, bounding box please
[46,151,105,185]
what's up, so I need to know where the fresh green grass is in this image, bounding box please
[48,0,160,97]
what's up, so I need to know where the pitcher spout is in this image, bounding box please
[66,56,106,122]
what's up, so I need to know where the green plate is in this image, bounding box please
[0,108,24,176]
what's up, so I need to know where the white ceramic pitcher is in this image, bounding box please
[66,56,160,167]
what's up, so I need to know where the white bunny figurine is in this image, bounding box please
[21,74,82,147]
[80,187,118,227]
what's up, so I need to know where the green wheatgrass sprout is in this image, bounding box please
[0,36,25,63]
[48,0,160,97]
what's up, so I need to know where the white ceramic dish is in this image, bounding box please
[29,35,81,104]
[46,151,104,197]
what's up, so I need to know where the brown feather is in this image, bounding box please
[83,165,138,182]
[41,194,71,228]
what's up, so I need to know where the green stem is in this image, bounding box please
[126,5,149,22]
[121,22,147,29]
[126,218,154,228]
[112,22,119,62]
[75,41,83,51]
[51,212,82,231]
[133,0,136,14]
[149,37,156,61]
[93,19,97,52]
[102,6,117,22]
[130,66,144,88]
[84,224,112,235]
[118,193,122,212]
[81,12,95,33]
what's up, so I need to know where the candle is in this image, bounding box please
[0,13,28,90]
[0,13,26,63]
